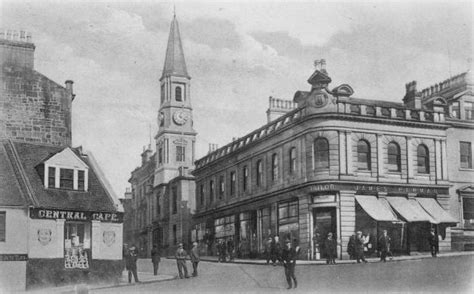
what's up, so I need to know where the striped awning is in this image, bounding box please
[417,198,458,224]
[386,197,436,223]
[355,195,399,222]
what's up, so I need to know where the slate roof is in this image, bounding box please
[0,140,117,212]
[161,15,189,79]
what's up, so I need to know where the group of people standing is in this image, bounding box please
[175,242,201,278]
[347,230,391,263]
[216,239,235,262]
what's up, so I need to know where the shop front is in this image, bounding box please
[27,207,123,289]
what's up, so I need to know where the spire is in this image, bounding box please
[161,15,189,79]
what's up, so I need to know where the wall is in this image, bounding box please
[0,208,28,292]
[92,222,123,260]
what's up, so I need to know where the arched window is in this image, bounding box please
[388,142,401,172]
[175,86,182,102]
[289,147,297,174]
[357,140,371,170]
[256,160,263,187]
[417,144,430,174]
[271,153,279,181]
[314,138,329,169]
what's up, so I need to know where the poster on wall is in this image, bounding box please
[29,219,60,259]
[64,247,89,269]
[93,223,123,260]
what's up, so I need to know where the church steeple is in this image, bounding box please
[155,14,196,186]
[161,15,189,79]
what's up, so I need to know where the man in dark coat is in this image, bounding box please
[218,240,227,262]
[347,234,356,260]
[190,242,200,277]
[355,231,367,263]
[151,244,161,275]
[126,245,140,283]
[428,228,439,257]
[175,243,190,278]
[265,236,273,264]
[378,230,391,262]
[281,239,298,289]
[324,232,336,265]
[227,238,235,262]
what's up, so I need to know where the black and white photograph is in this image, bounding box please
[0,0,473,293]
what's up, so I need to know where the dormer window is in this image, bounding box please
[41,148,89,191]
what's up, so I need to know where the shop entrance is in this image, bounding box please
[313,207,337,259]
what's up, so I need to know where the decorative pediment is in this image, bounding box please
[43,147,88,170]
[458,185,474,194]
[332,84,354,97]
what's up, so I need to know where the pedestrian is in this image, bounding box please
[218,240,227,262]
[428,228,439,257]
[190,242,200,277]
[126,245,140,283]
[227,238,235,262]
[151,244,161,275]
[265,236,273,264]
[324,232,336,265]
[175,243,190,278]
[281,239,298,289]
[347,234,356,260]
[355,231,367,263]
[378,230,391,262]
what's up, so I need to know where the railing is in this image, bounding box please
[0,29,32,43]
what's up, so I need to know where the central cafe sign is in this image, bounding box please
[309,183,447,194]
[30,207,123,223]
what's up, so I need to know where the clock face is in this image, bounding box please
[173,110,188,125]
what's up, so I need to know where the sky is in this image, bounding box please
[1,0,472,198]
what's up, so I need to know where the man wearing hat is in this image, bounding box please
[190,242,200,277]
[324,232,336,265]
[175,243,190,278]
[428,228,439,257]
[126,245,140,283]
[281,239,298,289]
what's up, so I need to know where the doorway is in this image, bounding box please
[313,207,337,259]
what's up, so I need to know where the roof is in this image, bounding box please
[161,15,189,79]
[0,140,117,212]
[0,140,29,206]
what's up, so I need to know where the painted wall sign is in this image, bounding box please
[308,183,446,195]
[0,254,28,261]
[312,195,336,203]
[30,208,123,223]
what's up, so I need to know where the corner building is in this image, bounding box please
[192,64,471,260]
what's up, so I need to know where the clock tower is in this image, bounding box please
[155,14,197,185]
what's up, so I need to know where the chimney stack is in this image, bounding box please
[141,145,153,165]
[403,81,422,109]
[65,80,76,101]
[0,29,35,69]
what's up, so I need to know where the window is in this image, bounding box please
[161,85,165,104]
[465,102,474,120]
[387,142,401,172]
[256,160,263,187]
[0,212,5,242]
[463,197,474,222]
[357,140,371,170]
[173,225,177,245]
[176,146,185,162]
[230,171,236,196]
[451,102,460,118]
[278,200,299,222]
[460,142,472,169]
[289,148,297,174]
[172,187,178,214]
[175,86,182,102]
[242,166,248,192]
[417,144,430,174]
[48,166,56,187]
[200,184,204,205]
[60,169,74,190]
[209,180,214,203]
[64,222,91,269]
[314,138,329,169]
[271,153,279,181]
[78,170,85,190]
[219,175,225,199]
[158,147,163,164]
[278,200,299,242]
[156,194,161,216]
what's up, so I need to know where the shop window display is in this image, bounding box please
[64,222,91,269]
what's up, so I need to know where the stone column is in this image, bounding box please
[441,140,448,180]
[339,131,347,175]
[435,139,442,180]
[340,190,356,260]
[346,132,353,175]
[406,137,413,180]
[377,134,384,179]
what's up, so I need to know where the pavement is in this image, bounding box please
[26,250,474,293]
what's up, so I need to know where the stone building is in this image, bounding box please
[125,15,197,256]
[192,61,470,260]
[0,30,123,291]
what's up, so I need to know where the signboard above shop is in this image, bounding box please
[30,207,123,223]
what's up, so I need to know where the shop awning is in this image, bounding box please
[355,195,399,222]
[386,197,436,223]
[416,198,458,224]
